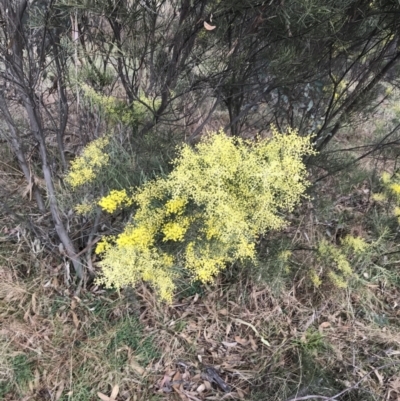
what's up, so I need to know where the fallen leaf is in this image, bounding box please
[222,341,237,348]
[130,360,145,376]
[24,307,31,322]
[366,284,379,290]
[226,322,232,336]
[31,293,37,313]
[173,384,188,401]
[204,380,212,390]
[319,321,331,329]
[158,374,172,388]
[21,180,33,200]
[71,311,79,328]
[373,369,383,386]
[174,369,182,379]
[196,384,206,393]
[387,376,400,400]
[185,392,202,401]
[204,21,216,30]
[97,392,111,401]
[249,334,258,351]
[389,377,400,390]
[55,381,64,401]
[234,336,248,346]
[34,369,40,388]
[110,384,119,399]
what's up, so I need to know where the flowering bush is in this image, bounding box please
[372,171,400,222]
[65,137,110,188]
[64,86,165,216]
[310,235,373,289]
[95,127,316,301]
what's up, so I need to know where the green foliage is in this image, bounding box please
[9,354,33,393]
[82,85,161,127]
[79,63,114,88]
[0,381,11,400]
[292,329,329,356]
[107,317,160,368]
[175,279,205,299]
[94,127,316,301]
[253,237,294,294]
[12,354,32,383]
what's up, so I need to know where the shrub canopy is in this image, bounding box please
[95,128,316,301]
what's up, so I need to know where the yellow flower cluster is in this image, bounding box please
[371,192,386,202]
[96,245,175,302]
[95,237,114,254]
[372,171,400,223]
[390,183,400,194]
[162,217,190,242]
[342,235,369,254]
[65,137,110,188]
[74,201,95,215]
[115,224,155,250]
[165,198,187,215]
[96,128,315,301]
[98,189,133,213]
[185,242,225,283]
[310,270,322,287]
[278,250,292,261]
[382,172,391,184]
[312,237,362,288]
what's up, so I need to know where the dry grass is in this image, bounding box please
[1,232,400,401]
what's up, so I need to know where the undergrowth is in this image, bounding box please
[1,94,400,401]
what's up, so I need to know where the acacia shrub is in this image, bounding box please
[94,127,316,301]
